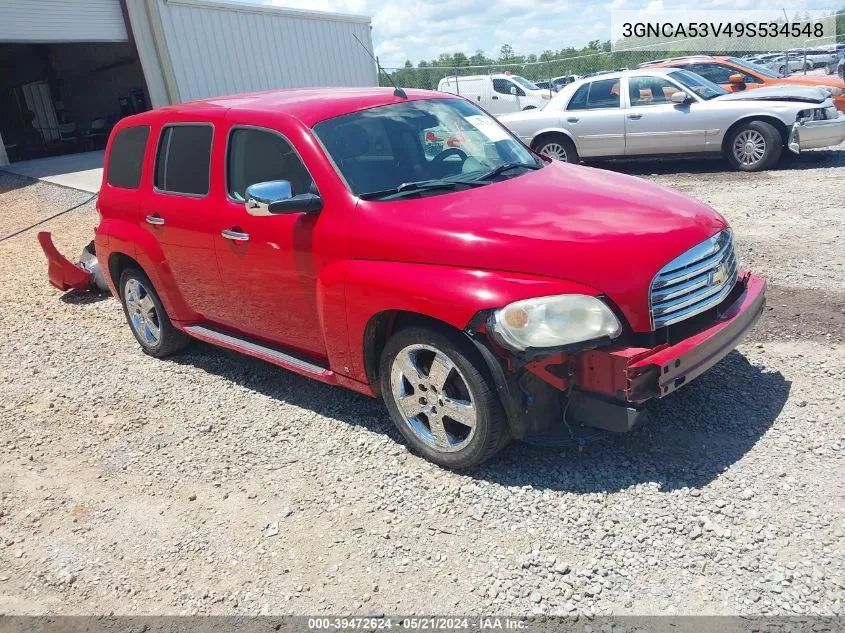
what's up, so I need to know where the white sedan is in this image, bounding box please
[498,68,845,172]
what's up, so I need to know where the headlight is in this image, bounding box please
[489,294,622,351]
[797,108,827,122]
[827,87,844,97]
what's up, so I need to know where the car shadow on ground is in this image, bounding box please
[60,289,111,305]
[587,147,845,176]
[475,352,790,492]
[169,341,790,493]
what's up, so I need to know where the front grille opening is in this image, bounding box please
[649,230,738,329]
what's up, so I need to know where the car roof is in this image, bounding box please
[639,55,730,67]
[567,67,686,83]
[152,87,458,127]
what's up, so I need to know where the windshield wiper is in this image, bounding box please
[474,162,542,182]
[359,178,487,200]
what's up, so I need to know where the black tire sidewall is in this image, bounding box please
[379,326,508,470]
[118,267,183,357]
[726,121,782,172]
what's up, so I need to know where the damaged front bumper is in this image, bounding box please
[789,114,845,153]
[479,273,766,439]
[572,273,766,432]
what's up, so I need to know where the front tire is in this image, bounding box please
[725,121,782,172]
[379,326,510,470]
[535,134,579,163]
[119,267,189,357]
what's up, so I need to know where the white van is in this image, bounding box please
[437,73,549,115]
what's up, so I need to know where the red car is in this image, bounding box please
[48,87,766,469]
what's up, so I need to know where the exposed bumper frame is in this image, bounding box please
[576,273,766,405]
[486,273,766,437]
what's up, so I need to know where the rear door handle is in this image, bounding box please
[221,229,249,242]
[145,214,165,226]
[492,95,499,100]
[627,113,643,120]
[566,117,579,123]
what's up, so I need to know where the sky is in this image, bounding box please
[244,0,843,68]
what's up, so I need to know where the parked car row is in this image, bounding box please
[498,68,845,172]
[638,56,845,113]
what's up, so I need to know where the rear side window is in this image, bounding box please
[566,84,589,110]
[107,125,149,189]
[586,79,621,109]
[154,125,213,196]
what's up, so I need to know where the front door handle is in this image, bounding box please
[627,113,643,120]
[492,95,499,100]
[221,228,249,242]
[145,214,165,226]
[566,117,579,123]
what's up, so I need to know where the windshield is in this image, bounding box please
[669,70,727,100]
[511,75,540,91]
[312,98,540,200]
[726,56,782,79]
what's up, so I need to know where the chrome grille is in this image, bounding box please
[649,230,738,329]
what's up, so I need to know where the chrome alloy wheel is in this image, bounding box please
[733,130,767,167]
[539,142,568,161]
[389,344,477,452]
[124,278,161,346]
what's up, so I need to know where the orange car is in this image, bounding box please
[641,55,845,112]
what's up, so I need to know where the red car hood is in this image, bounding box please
[350,162,728,332]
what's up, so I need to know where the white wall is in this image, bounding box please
[156,0,378,103]
[0,0,127,43]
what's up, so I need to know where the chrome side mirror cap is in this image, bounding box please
[670,91,690,104]
[245,180,293,216]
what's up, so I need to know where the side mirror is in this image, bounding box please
[245,180,322,215]
[269,192,322,214]
[670,91,691,104]
[510,86,518,96]
[728,73,745,85]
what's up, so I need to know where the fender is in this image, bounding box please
[343,260,603,383]
[715,112,793,149]
[97,217,199,322]
[528,127,581,153]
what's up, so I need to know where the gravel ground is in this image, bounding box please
[0,147,843,617]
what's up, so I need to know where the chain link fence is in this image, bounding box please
[381,50,710,91]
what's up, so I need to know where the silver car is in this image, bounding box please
[499,68,845,172]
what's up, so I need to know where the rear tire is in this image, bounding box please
[379,326,510,470]
[535,134,579,163]
[725,121,782,172]
[118,267,189,357]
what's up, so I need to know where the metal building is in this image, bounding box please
[0,0,377,165]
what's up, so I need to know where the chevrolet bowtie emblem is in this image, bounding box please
[711,263,729,286]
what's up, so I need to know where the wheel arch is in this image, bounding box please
[362,310,472,397]
[722,115,790,153]
[530,128,579,153]
[108,252,141,290]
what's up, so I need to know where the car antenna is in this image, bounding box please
[353,33,407,99]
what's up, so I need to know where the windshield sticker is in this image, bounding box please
[466,115,511,142]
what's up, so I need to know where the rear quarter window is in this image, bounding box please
[106,125,150,189]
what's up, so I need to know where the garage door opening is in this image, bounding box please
[0,41,148,164]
